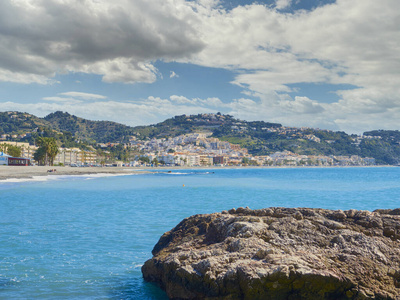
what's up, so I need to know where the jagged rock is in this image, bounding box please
[142,207,400,299]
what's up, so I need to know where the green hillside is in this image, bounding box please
[43,111,136,143]
[1,111,400,164]
[0,111,136,144]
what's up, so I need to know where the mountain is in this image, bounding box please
[0,111,49,134]
[0,111,136,144]
[43,111,135,143]
[1,111,400,164]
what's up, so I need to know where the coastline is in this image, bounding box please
[0,164,393,181]
[0,166,149,181]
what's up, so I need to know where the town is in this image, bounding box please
[1,131,376,167]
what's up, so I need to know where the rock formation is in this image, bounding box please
[142,207,400,299]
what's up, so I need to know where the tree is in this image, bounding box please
[152,158,159,166]
[34,137,59,166]
[139,156,150,164]
[6,145,22,157]
[0,143,22,157]
[33,147,47,165]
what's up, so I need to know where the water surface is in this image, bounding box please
[1,167,399,299]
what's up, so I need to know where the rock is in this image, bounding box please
[142,207,400,299]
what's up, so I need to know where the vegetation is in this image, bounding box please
[2,110,400,165]
[34,137,59,166]
[0,143,22,157]
[43,111,136,143]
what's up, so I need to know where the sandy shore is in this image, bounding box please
[0,166,149,181]
[0,164,389,181]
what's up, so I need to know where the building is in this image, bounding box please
[213,156,226,165]
[0,142,37,160]
[199,155,213,166]
[54,148,98,166]
[0,152,30,166]
[8,157,30,166]
[0,152,10,165]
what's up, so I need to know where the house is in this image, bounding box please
[8,157,30,166]
[0,152,30,166]
[0,152,11,165]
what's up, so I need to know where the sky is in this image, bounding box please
[0,0,399,134]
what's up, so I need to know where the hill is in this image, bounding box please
[43,111,135,143]
[1,111,400,164]
[0,111,136,144]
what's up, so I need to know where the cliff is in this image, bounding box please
[142,207,400,299]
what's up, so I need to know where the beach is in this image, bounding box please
[0,165,147,181]
[0,165,388,181]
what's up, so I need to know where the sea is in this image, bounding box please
[1,167,399,299]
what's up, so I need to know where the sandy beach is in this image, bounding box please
[0,164,388,181]
[0,165,149,181]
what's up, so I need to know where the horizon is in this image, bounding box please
[0,0,399,135]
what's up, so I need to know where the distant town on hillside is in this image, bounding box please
[1,111,400,167]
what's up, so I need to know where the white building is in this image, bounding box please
[0,152,11,165]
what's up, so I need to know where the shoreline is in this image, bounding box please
[0,166,150,181]
[0,165,394,181]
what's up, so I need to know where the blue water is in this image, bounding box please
[1,167,399,299]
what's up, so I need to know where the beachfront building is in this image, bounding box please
[55,148,80,166]
[54,148,98,166]
[0,141,37,160]
[158,154,176,165]
[213,156,226,165]
[186,154,200,166]
[199,155,213,166]
[8,157,30,166]
[0,152,30,166]
[0,152,11,165]
[80,150,97,165]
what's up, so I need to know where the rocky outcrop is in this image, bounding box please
[142,207,400,299]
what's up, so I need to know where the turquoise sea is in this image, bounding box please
[1,167,400,299]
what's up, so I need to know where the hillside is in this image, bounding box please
[133,113,281,139]
[0,111,50,134]
[0,111,136,144]
[1,111,400,164]
[43,111,135,143]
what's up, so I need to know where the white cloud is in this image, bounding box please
[275,0,292,10]
[184,0,400,132]
[170,95,192,104]
[1,0,399,133]
[0,0,204,84]
[170,71,179,78]
[42,97,82,104]
[59,92,107,100]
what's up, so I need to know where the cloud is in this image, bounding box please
[59,92,107,100]
[42,97,82,104]
[42,91,107,105]
[1,0,399,133]
[182,0,400,132]
[170,95,192,104]
[170,71,179,78]
[0,0,204,84]
[275,0,292,10]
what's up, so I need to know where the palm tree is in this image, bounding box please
[47,142,59,166]
[34,137,59,166]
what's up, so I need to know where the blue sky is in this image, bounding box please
[0,0,399,133]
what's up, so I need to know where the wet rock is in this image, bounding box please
[142,207,400,299]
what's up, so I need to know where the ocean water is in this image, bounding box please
[1,167,400,299]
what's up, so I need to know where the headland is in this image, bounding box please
[142,207,400,299]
